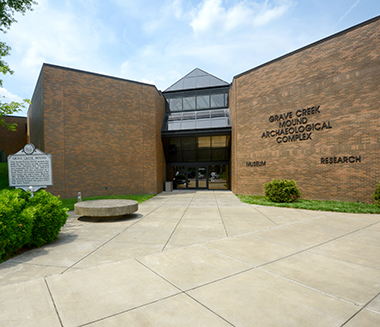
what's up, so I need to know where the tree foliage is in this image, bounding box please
[0,0,37,130]
[0,0,36,32]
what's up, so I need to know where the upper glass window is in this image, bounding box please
[170,98,182,111]
[162,109,231,132]
[211,94,224,108]
[197,95,209,109]
[165,89,229,112]
[183,96,195,110]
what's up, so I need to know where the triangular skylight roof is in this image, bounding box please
[164,68,229,92]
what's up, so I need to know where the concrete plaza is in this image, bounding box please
[1,190,380,326]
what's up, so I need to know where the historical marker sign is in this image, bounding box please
[8,143,53,192]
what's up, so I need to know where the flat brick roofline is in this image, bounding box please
[234,14,380,80]
[42,63,162,92]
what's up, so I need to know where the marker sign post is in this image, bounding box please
[8,143,53,196]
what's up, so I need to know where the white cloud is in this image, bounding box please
[0,0,377,115]
[172,0,184,19]
[190,0,224,34]
[4,1,115,77]
[0,87,28,116]
[0,87,24,103]
[253,1,292,26]
[120,61,129,75]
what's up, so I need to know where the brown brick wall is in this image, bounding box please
[28,64,166,198]
[28,68,44,150]
[0,116,27,161]
[230,17,380,203]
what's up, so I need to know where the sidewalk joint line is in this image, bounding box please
[44,278,64,327]
[161,191,196,252]
[257,268,362,307]
[214,190,229,238]
[184,292,236,326]
[61,193,178,272]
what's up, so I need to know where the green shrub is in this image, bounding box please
[372,181,380,207]
[0,189,35,261]
[0,189,68,262]
[26,190,68,248]
[264,179,301,203]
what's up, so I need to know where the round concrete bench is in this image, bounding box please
[74,199,138,218]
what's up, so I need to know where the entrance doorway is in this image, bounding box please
[186,166,207,189]
[168,164,229,190]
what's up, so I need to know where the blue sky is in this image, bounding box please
[1,0,379,116]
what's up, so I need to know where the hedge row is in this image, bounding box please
[264,179,380,207]
[0,189,68,262]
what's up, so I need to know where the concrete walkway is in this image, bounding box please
[1,190,380,326]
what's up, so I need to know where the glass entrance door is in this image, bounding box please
[198,166,207,188]
[187,167,197,188]
[186,166,207,189]
[168,164,229,190]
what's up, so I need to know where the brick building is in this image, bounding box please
[24,15,379,201]
[229,15,380,202]
[28,65,166,199]
[0,116,27,162]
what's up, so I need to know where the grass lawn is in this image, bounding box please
[61,194,155,211]
[237,195,380,214]
[1,162,379,213]
[0,163,155,210]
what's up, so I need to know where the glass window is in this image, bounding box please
[181,112,196,130]
[167,113,182,130]
[168,121,181,130]
[182,137,196,150]
[197,95,209,109]
[212,135,226,147]
[197,75,210,88]
[211,148,227,161]
[165,139,182,162]
[211,118,227,128]
[181,120,196,130]
[169,98,182,111]
[183,77,196,89]
[196,120,209,129]
[183,150,196,161]
[198,149,211,161]
[211,109,225,118]
[195,111,210,129]
[198,136,210,148]
[172,166,186,189]
[211,94,224,108]
[183,96,195,110]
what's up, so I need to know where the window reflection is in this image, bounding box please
[163,135,230,163]
[164,88,229,113]
[183,96,195,110]
[197,95,209,109]
[211,94,224,108]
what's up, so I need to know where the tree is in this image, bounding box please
[0,0,37,130]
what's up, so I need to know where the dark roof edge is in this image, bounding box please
[4,115,27,119]
[42,63,161,91]
[233,14,380,80]
[163,84,231,94]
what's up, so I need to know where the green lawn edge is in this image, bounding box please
[237,195,380,214]
[60,194,156,211]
